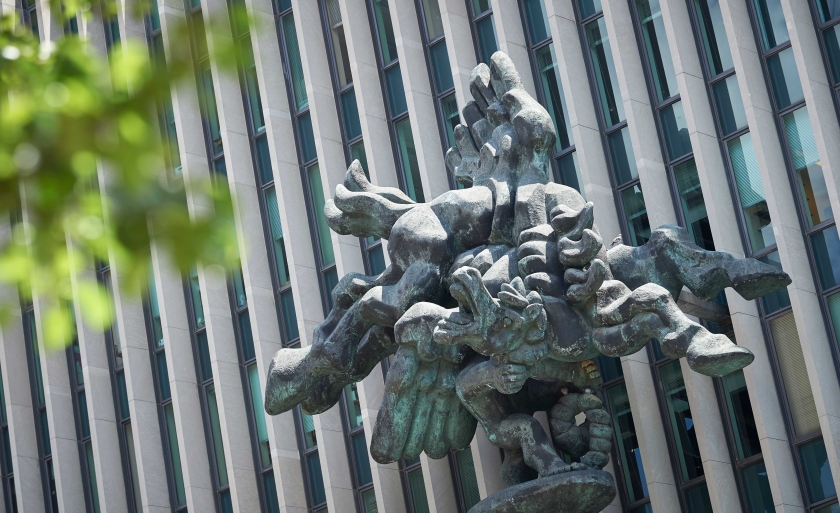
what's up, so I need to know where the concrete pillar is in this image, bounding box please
[620,351,682,513]
[719,0,840,484]
[488,0,535,96]
[387,0,450,198]
[420,453,458,512]
[0,221,44,513]
[440,0,478,120]
[599,0,676,227]
[470,430,503,500]
[543,0,621,243]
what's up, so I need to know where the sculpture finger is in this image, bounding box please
[558,229,603,268]
[550,202,594,241]
[445,146,462,178]
[565,259,606,304]
[469,62,495,110]
[522,272,564,297]
[489,52,523,99]
[455,123,480,159]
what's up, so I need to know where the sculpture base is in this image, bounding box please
[468,469,616,513]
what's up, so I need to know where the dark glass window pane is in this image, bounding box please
[233,266,247,308]
[242,40,265,132]
[326,0,352,87]
[712,75,747,136]
[85,442,100,513]
[597,356,623,382]
[472,0,491,14]
[351,432,373,486]
[78,390,90,439]
[199,65,223,156]
[441,93,460,148]
[721,370,761,459]
[345,383,363,429]
[307,165,336,266]
[769,313,821,438]
[189,266,205,328]
[276,0,290,11]
[40,410,51,456]
[630,505,653,513]
[341,91,362,140]
[753,0,789,49]
[536,44,574,152]
[825,24,840,84]
[475,16,498,64]
[350,141,369,176]
[264,188,292,285]
[674,159,714,251]
[622,185,651,246]
[361,488,377,512]
[301,411,317,448]
[767,48,803,110]
[660,360,704,482]
[372,0,398,63]
[608,128,638,184]
[429,41,454,93]
[280,290,299,341]
[207,385,229,486]
[455,449,481,509]
[694,0,733,76]
[385,66,408,116]
[263,471,281,513]
[587,17,625,126]
[283,14,308,111]
[815,504,840,513]
[220,490,233,513]
[684,483,712,513]
[783,108,833,226]
[306,452,327,505]
[214,158,227,176]
[395,118,426,202]
[758,252,791,313]
[298,113,317,163]
[324,267,339,310]
[558,152,581,192]
[607,383,648,502]
[578,0,602,18]
[637,0,678,101]
[819,0,840,21]
[238,312,255,362]
[255,135,273,185]
[660,101,692,161]
[422,0,444,40]
[812,226,840,290]
[741,461,774,513]
[191,13,208,59]
[164,403,186,505]
[27,311,46,406]
[247,365,272,468]
[117,371,130,421]
[367,244,386,276]
[2,429,11,475]
[157,352,171,400]
[799,438,837,503]
[728,133,775,252]
[408,468,430,513]
[523,0,550,43]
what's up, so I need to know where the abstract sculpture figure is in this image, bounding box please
[265,52,790,513]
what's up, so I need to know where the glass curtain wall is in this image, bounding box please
[182,267,232,512]
[415,0,461,168]
[143,264,187,512]
[629,0,714,251]
[0,364,14,513]
[519,0,583,191]
[465,0,498,64]
[367,0,427,203]
[448,447,481,513]
[65,305,100,513]
[745,0,838,509]
[98,265,142,513]
[573,0,650,246]
[319,0,386,275]
[22,305,56,513]
[596,357,651,512]
[401,457,430,513]
[146,0,182,177]
[646,342,713,511]
[225,1,291,510]
[271,0,331,509]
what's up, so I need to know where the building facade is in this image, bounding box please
[1,0,840,511]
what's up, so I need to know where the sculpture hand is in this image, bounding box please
[490,360,529,395]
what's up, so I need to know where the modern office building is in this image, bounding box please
[2,0,840,511]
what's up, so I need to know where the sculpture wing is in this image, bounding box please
[370,304,478,464]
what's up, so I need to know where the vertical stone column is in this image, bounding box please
[439,0,477,116]
[420,453,458,512]
[149,245,215,512]
[720,0,840,482]
[779,0,840,215]
[67,260,128,513]
[543,0,621,242]
[387,0,450,198]
[488,0,534,95]
[0,221,44,513]
[619,350,682,512]
[341,0,401,190]
[599,0,675,227]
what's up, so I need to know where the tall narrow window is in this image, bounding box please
[466,0,498,64]
[0,363,14,513]
[146,0,182,176]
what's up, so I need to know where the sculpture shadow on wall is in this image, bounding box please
[264,52,790,513]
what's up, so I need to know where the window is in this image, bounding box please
[467,0,498,64]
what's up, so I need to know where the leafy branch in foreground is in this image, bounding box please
[0,5,243,348]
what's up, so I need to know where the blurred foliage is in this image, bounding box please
[0,0,248,348]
